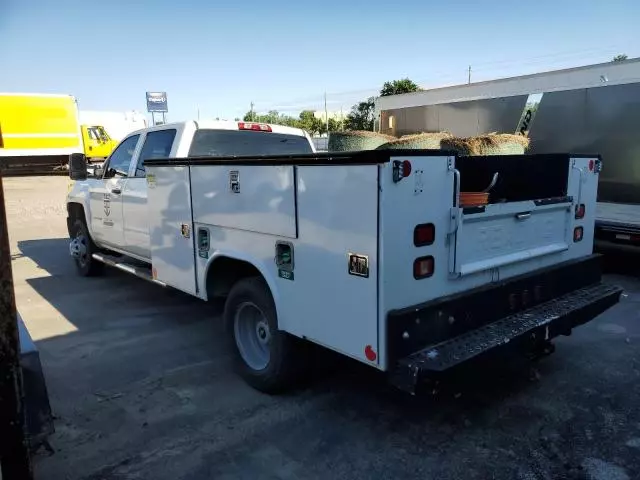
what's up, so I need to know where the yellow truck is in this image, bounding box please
[0,93,118,175]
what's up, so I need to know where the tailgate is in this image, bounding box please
[450,198,572,276]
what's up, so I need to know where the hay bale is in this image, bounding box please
[441,133,530,155]
[328,131,395,152]
[376,132,452,150]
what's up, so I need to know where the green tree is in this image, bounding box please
[328,117,341,132]
[380,78,421,96]
[613,54,628,62]
[344,97,375,131]
[298,110,321,135]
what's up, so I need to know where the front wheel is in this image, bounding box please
[224,277,302,393]
[69,218,103,277]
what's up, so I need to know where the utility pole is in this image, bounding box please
[0,173,33,479]
[250,101,255,121]
[468,65,472,84]
[324,92,329,136]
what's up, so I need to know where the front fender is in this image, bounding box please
[66,180,94,238]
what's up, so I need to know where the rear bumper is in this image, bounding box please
[387,255,623,394]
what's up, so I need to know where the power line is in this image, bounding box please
[245,47,637,116]
[253,45,634,111]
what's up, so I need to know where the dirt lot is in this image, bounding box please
[5,176,640,480]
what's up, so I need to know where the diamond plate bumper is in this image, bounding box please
[390,282,623,394]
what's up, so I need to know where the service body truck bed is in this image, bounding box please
[67,121,622,394]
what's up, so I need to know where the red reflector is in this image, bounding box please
[414,223,435,246]
[402,160,412,177]
[574,226,584,242]
[364,345,377,362]
[589,159,594,171]
[413,256,434,279]
[575,204,585,219]
[238,122,272,132]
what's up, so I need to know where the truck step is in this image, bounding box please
[91,253,166,286]
[390,282,623,394]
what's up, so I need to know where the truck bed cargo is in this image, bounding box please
[374,59,640,256]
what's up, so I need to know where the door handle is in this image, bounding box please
[111,188,122,195]
[515,212,531,220]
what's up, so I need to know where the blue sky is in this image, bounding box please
[1,0,638,122]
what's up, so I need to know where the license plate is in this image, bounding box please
[615,234,631,241]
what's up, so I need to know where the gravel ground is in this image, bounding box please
[5,176,640,480]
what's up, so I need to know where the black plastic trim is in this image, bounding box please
[144,149,457,167]
[387,255,603,363]
[534,196,573,206]
[462,206,485,214]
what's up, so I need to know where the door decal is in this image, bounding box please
[103,193,111,217]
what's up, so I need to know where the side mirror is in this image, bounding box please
[69,153,87,181]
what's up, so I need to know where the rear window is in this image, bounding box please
[188,129,313,157]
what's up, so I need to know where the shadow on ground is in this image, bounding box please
[14,238,640,480]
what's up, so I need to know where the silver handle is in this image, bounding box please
[515,212,531,220]
[453,169,461,207]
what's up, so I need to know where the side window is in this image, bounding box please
[135,129,177,177]
[104,134,140,178]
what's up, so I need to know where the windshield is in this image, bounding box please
[188,129,313,157]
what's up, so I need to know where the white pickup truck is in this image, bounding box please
[67,121,622,394]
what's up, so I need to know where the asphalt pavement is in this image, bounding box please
[6,176,640,480]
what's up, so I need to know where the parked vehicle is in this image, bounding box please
[66,120,622,394]
[374,58,640,255]
[0,93,117,174]
[78,110,148,143]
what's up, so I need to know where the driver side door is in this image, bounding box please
[89,134,142,249]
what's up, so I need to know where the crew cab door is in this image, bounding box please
[122,127,178,259]
[89,134,142,248]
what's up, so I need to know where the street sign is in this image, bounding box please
[146,92,168,113]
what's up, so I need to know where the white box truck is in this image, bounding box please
[66,120,622,394]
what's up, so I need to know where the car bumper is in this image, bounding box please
[387,255,623,394]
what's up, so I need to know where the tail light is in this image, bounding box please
[574,226,583,242]
[238,122,272,132]
[414,223,435,246]
[413,256,434,279]
[575,204,585,219]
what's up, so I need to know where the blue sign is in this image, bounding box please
[146,92,168,113]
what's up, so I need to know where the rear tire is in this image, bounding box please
[224,277,302,393]
[70,218,104,277]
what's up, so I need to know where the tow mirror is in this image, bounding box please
[69,153,87,181]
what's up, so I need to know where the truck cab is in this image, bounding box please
[81,124,118,160]
[68,120,315,262]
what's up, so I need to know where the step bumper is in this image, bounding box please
[390,282,623,394]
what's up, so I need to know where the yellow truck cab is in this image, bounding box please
[81,125,118,160]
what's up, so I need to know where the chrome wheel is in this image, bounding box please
[70,231,89,268]
[234,301,271,371]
